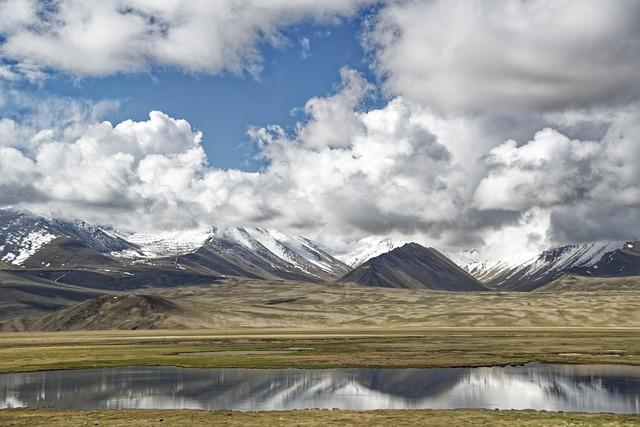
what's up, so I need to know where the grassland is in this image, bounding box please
[1,408,639,426]
[0,280,639,371]
[0,327,639,372]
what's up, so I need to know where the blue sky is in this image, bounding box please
[9,13,378,170]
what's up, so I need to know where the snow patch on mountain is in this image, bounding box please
[120,228,216,258]
[1,230,56,265]
[338,236,402,267]
[465,240,626,286]
[222,227,344,274]
[112,225,348,277]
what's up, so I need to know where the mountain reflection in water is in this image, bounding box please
[1,364,639,413]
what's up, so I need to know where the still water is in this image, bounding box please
[1,364,639,413]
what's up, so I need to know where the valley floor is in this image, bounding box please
[6,278,640,330]
[1,408,639,427]
[1,280,639,370]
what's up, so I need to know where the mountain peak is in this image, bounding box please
[340,242,487,291]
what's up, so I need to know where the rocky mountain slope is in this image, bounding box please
[0,270,108,321]
[0,209,138,267]
[340,243,487,291]
[465,241,640,291]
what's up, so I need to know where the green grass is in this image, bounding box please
[0,327,639,372]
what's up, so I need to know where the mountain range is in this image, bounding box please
[1,208,640,307]
[0,209,350,286]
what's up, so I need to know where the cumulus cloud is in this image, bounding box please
[0,70,478,250]
[472,108,640,247]
[0,84,120,154]
[473,128,601,211]
[368,0,640,113]
[0,0,368,78]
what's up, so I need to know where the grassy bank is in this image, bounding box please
[0,327,639,372]
[1,409,639,426]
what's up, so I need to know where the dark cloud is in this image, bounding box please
[550,204,640,244]
[369,0,640,114]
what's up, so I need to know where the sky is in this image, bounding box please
[1,0,640,262]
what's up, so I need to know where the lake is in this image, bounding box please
[1,363,639,413]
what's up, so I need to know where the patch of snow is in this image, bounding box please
[222,227,341,276]
[1,230,56,265]
[263,230,337,272]
[223,227,255,250]
[243,227,305,270]
[111,249,143,258]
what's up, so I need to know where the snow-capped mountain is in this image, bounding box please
[221,227,351,278]
[112,225,350,279]
[0,209,136,266]
[0,209,350,282]
[465,240,640,291]
[338,236,402,267]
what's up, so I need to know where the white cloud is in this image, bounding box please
[368,0,640,113]
[299,37,310,59]
[0,70,474,250]
[2,67,640,261]
[473,128,601,211]
[294,67,372,149]
[0,0,368,78]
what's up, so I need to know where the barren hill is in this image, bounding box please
[2,294,193,332]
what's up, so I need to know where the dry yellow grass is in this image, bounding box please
[1,409,639,427]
